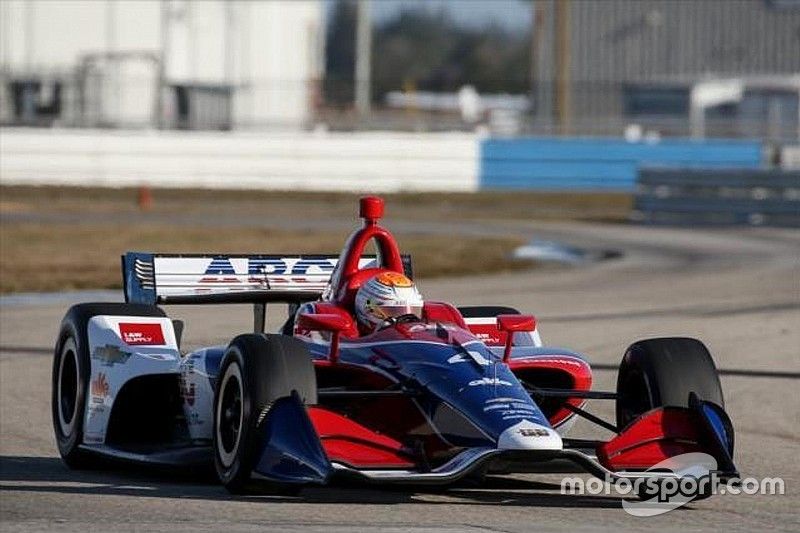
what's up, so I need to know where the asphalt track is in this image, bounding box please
[1,220,799,532]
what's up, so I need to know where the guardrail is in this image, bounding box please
[480,138,763,191]
[633,168,800,227]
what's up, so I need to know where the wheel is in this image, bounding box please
[213,334,316,494]
[52,303,165,468]
[616,337,724,429]
[457,306,520,318]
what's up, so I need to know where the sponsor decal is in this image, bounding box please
[83,433,103,444]
[448,350,492,366]
[119,323,165,346]
[90,373,109,403]
[515,357,585,367]
[92,344,132,366]
[87,403,107,423]
[470,329,505,345]
[483,403,510,411]
[484,402,537,412]
[180,379,196,406]
[248,258,337,276]
[200,258,239,284]
[200,257,340,285]
[186,412,204,426]
[407,323,459,333]
[179,355,197,406]
[519,427,550,437]
[469,377,513,387]
[139,352,175,361]
[485,397,526,403]
[503,413,541,420]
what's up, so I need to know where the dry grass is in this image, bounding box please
[0,223,526,293]
[0,186,632,222]
[0,186,631,293]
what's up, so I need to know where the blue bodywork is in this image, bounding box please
[254,393,332,485]
[306,333,554,446]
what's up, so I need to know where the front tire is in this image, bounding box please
[213,334,316,494]
[53,334,89,467]
[616,337,724,429]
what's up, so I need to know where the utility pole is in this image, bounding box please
[106,0,118,126]
[554,0,571,135]
[355,0,372,117]
[529,0,545,118]
[157,0,170,129]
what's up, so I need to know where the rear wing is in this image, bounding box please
[122,252,413,305]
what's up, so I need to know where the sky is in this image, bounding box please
[326,0,533,33]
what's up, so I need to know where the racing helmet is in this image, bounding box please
[354,272,424,330]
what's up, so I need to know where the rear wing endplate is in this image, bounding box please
[122,252,413,305]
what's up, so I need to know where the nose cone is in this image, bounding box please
[497,420,563,451]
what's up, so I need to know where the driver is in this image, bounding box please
[354,272,424,332]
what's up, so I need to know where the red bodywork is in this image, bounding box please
[308,406,416,468]
[597,407,711,471]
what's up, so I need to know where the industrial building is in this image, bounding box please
[532,0,800,140]
[0,0,324,129]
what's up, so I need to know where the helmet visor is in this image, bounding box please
[373,304,423,320]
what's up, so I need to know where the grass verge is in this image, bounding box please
[0,186,632,222]
[0,223,526,293]
[1,186,631,293]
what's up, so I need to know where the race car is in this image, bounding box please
[52,196,737,497]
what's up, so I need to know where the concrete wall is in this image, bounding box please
[0,128,479,192]
[3,128,778,193]
[480,138,764,190]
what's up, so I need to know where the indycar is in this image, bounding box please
[52,196,737,497]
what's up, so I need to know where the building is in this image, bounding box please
[0,0,324,130]
[533,0,800,140]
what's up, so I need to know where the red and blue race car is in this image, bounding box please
[52,196,737,497]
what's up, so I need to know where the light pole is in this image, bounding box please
[355,0,372,118]
[554,0,571,136]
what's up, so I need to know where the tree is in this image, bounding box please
[323,1,531,105]
[325,0,358,105]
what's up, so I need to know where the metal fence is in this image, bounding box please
[2,0,798,141]
[3,71,797,143]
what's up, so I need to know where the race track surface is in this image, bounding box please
[1,220,798,532]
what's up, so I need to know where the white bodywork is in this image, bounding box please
[83,315,219,446]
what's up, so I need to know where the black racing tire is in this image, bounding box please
[213,334,316,494]
[52,303,165,468]
[457,306,520,318]
[616,337,724,429]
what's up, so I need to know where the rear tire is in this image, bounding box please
[213,334,316,494]
[457,306,520,318]
[52,303,165,468]
[616,337,724,429]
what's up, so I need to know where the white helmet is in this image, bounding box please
[354,272,424,331]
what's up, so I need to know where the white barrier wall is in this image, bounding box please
[0,128,479,192]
